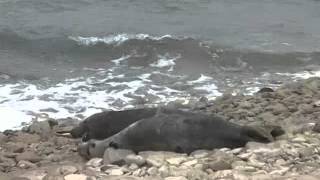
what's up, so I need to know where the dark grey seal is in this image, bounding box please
[78,109,284,158]
[70,108,157,141]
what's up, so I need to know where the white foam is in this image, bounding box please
[0,107,33,131]
[188,74,213,84]
[276,70,320,79]
[150,54,180,71]
[111,55,131,65]
[69,34,174,46]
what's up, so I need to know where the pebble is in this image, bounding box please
[64,174,88,180]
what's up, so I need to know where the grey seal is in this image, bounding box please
[78,109,283,158]
[70,108,157,141]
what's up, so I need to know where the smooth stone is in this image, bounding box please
[64,174,88,180]
[125,154,146,166]
[103,148,134,165]
[86,158,103,167]
[16,151,42,163]
[165,176,188,180]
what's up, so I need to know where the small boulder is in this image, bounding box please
[64,174,87,180]
[86,158,103,167]
[125,154,146,166]
[103,148,134,165]
[16,151,42,163]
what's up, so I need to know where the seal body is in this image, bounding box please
[71,108,157,141]
[79,109,278,158]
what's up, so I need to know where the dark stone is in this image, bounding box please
[257,87,274,93]
[312,122,320,133]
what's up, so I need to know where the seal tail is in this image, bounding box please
[242,125,285,143]
[241,126,273,143]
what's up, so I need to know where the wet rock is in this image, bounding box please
[103,148,134,165]
[64,174,88,180]
[16,151,42,163]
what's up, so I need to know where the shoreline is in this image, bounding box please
[1,77,320,179]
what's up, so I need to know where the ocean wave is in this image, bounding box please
[69,34,182,46]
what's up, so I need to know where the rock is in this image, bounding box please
[186,169,210,180]
[0,155,16,168]
[100,164,119,172]
[42,175,64,180]
[17,160,37,169]
[208,159,232,171]
[166,157,186,165]
[124,154,146,166]
[103,148,134,165]
[5,142,25,154]
[0,133,8,144]
[210,170,233,179]
[270,103,287,115]
[10,132,41,144]
[56,165,78,175]
[313,122,320,133]
[190,150,210,158]
[250,174,273,180]
[147,167,158,176]
[128,163,139,171]
[86,158,103,167]
[165,176,188,180]
[158,165,170,177]
[99,176,141,180]
[106,168,124,176]
[238,101,253,109]
[182,159,198,167]
[0,172,12,180]
[168,166,189,177]
[16,151,42,163]
[299,147,315,158]
[18,170,47,180]
[139,151,182,167]
[27,120,52,138]
[64,174,87,180]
